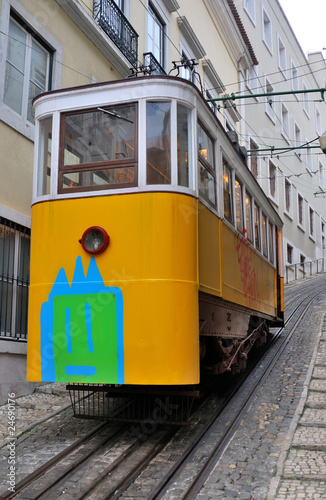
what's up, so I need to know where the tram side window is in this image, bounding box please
[245,192,253,243]
[146,101,171,185]
[177,104,191,188]
[262,213,268,258]
[254,202,261,251]
[269,222,274,263]
[235,177,243,233]
[223,160,233,224]
[198,123,216,206]
[59,104,137,192]
[37,116,52,196]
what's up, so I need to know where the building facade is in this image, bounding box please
[233,0,326,282]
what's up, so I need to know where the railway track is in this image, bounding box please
[2,275,325,500]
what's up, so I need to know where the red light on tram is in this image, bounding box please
[79,226,110,255]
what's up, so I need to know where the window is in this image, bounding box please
[59,104,137,192]
[3,15,52,124]
[223,160,233,224]
[285,178,291,214]
[305,137,313,173]
[262,213,268,257]
[0,217,30,340]
[298,193,304,228]
[300,254,305,267]
[245,192,253,242]
[147,3,165,67]
[249,138,259,179]
[244,0,256,23]
[278,36,286,76]
[246,65,258,93]
[114,0,124,10]
[179,50,195,83]
[147,101,171,185]
[316,107,322,136]
[235,177,244,233]
[265,78,275,122]
[319,161,324,190]
[37,115,52,196]
[206,87,218,116]
[322,220,325,252]
[262,8,272,52]
[309,207,315,238]
[177,104,191,187]
[302,82,310,116]
[291,61,299,93]
[281,102,290,141]
[287,244,293,264]
[294,123,302,159]
[254,203,261,250]
[198,122,216,206]
[269,161,277,199]
[268,222,274,263]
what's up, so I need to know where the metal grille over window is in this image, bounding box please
[0,218,30,340]
[93,0,139,68]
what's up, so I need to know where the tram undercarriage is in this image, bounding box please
[199,293,271,374]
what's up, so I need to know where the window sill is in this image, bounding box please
[0,106,35,142]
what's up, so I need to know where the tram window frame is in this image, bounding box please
[245,191,253,243]
[235,177,244,233]
[222,159,233,224]
[146,101,171,185]
[58,103,138,193]
[268,221,274,264]
[254,202,261,251]
[37,115,53,196]
[262,212,268,258]
[197,121,216,208]
[177,103,192,188]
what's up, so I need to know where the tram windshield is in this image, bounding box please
[59,104,137,192]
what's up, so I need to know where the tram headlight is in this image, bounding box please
[79,226,110,255]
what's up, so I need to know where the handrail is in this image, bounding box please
[285,258,325,284]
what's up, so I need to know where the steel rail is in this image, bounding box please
[0,421,113,499]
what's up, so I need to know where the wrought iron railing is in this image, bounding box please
[285,258,325,284]
[143,52,166,75]
[93,0,138,68]
[0,217,30,341]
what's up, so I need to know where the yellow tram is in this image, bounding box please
[27,76,284,392]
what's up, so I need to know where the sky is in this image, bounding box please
[278,0,326,55]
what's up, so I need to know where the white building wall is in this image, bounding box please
[233,0,326,280]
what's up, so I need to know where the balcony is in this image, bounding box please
[94,0,139,68]
[143,52,166,76]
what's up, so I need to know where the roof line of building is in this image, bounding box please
[226,0,259,66]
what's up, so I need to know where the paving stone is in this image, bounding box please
[313,366,326,379]
[275,479,326,499]
[309,379,326,392]
[300,408,326,425]
[283,449,326,478]
[306,391,326,408]
[292,426,326,449]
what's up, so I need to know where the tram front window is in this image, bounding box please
[59,104,137,192]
